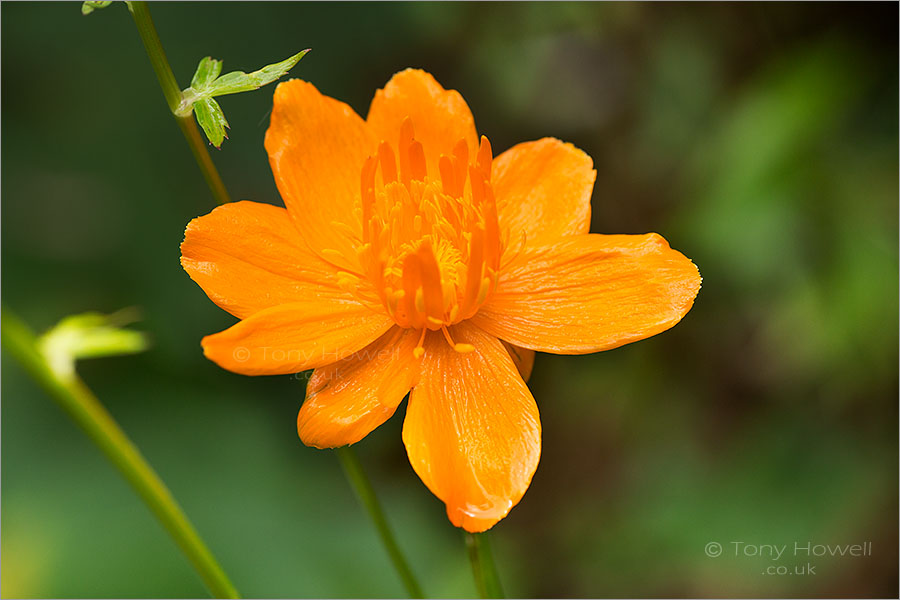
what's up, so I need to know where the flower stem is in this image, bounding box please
[1,307,240,599]
[465,531,504,599]
[127,1,231,205]
[335,446,425,598]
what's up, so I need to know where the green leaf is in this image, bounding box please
[179,49,308,146]
[193,97,229,148]
[81,1,113,15]
[205,49,310,97]
[38,309,149,379]
[191,56,223,90]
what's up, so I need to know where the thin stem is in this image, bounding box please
[127,1,231,205]
[1,308,240,599]
[175,115,232,206]
[465,531,504,599]
[335,446,425,598]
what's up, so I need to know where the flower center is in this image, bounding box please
[356,118,502,352]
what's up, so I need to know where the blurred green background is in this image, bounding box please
[2,2,897,598]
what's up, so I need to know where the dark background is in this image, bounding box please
[2,2,898,597]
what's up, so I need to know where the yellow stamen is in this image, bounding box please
[441,325,475,353]
[413,327,427,359]
[356,120,502,333]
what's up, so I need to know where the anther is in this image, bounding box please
[441,325,475,354]
[413,327,427,359]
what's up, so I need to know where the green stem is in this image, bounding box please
[1,308,240,599]
[336,446,425,598]
[465,532,504,599]
[127,1,231,205]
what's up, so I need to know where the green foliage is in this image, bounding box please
[81,1,112,15]
[190,56,223,90]
[38,309,148,380]
[181,50,309,148]
[192,97,230,148]
[202,51,310,97]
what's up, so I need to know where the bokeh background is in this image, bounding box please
[2,2,897,598]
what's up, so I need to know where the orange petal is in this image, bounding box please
[298,327,420,448]
[265,79,377,268]
[402,322,541,532]
[501,341,535,382]
[202,301,393,375]
[181,201,360,319]
[492,138,595,248]
[367,69,478,178]
[473,234,701,354]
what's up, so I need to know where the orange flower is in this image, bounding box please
[181,69,701,532]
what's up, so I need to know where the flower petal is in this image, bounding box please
[181,201,362,319]
[265,79,376,268]
[501,341,535,382]
[367,69,478,176]
[473,234,701,354]
[493,138,595,247]
[298,327,420,448]
[202,301,393,375]
[403,322,541,532]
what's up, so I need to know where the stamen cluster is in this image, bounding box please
[355,119,503,354]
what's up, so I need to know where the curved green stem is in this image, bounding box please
[336,446,425,598]
[127,1,231,205]
[465,531,504,599]
[2,308,240,599]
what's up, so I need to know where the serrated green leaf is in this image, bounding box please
[193,97,229,148]
[82,1,113,15]
[205,49,309,97]
[191,56,223,90]
[39,309,149,379]
[179,49,307,146]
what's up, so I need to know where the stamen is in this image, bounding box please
[357,128,501,332]
[441,325,475,353]
[413,327,427,359]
